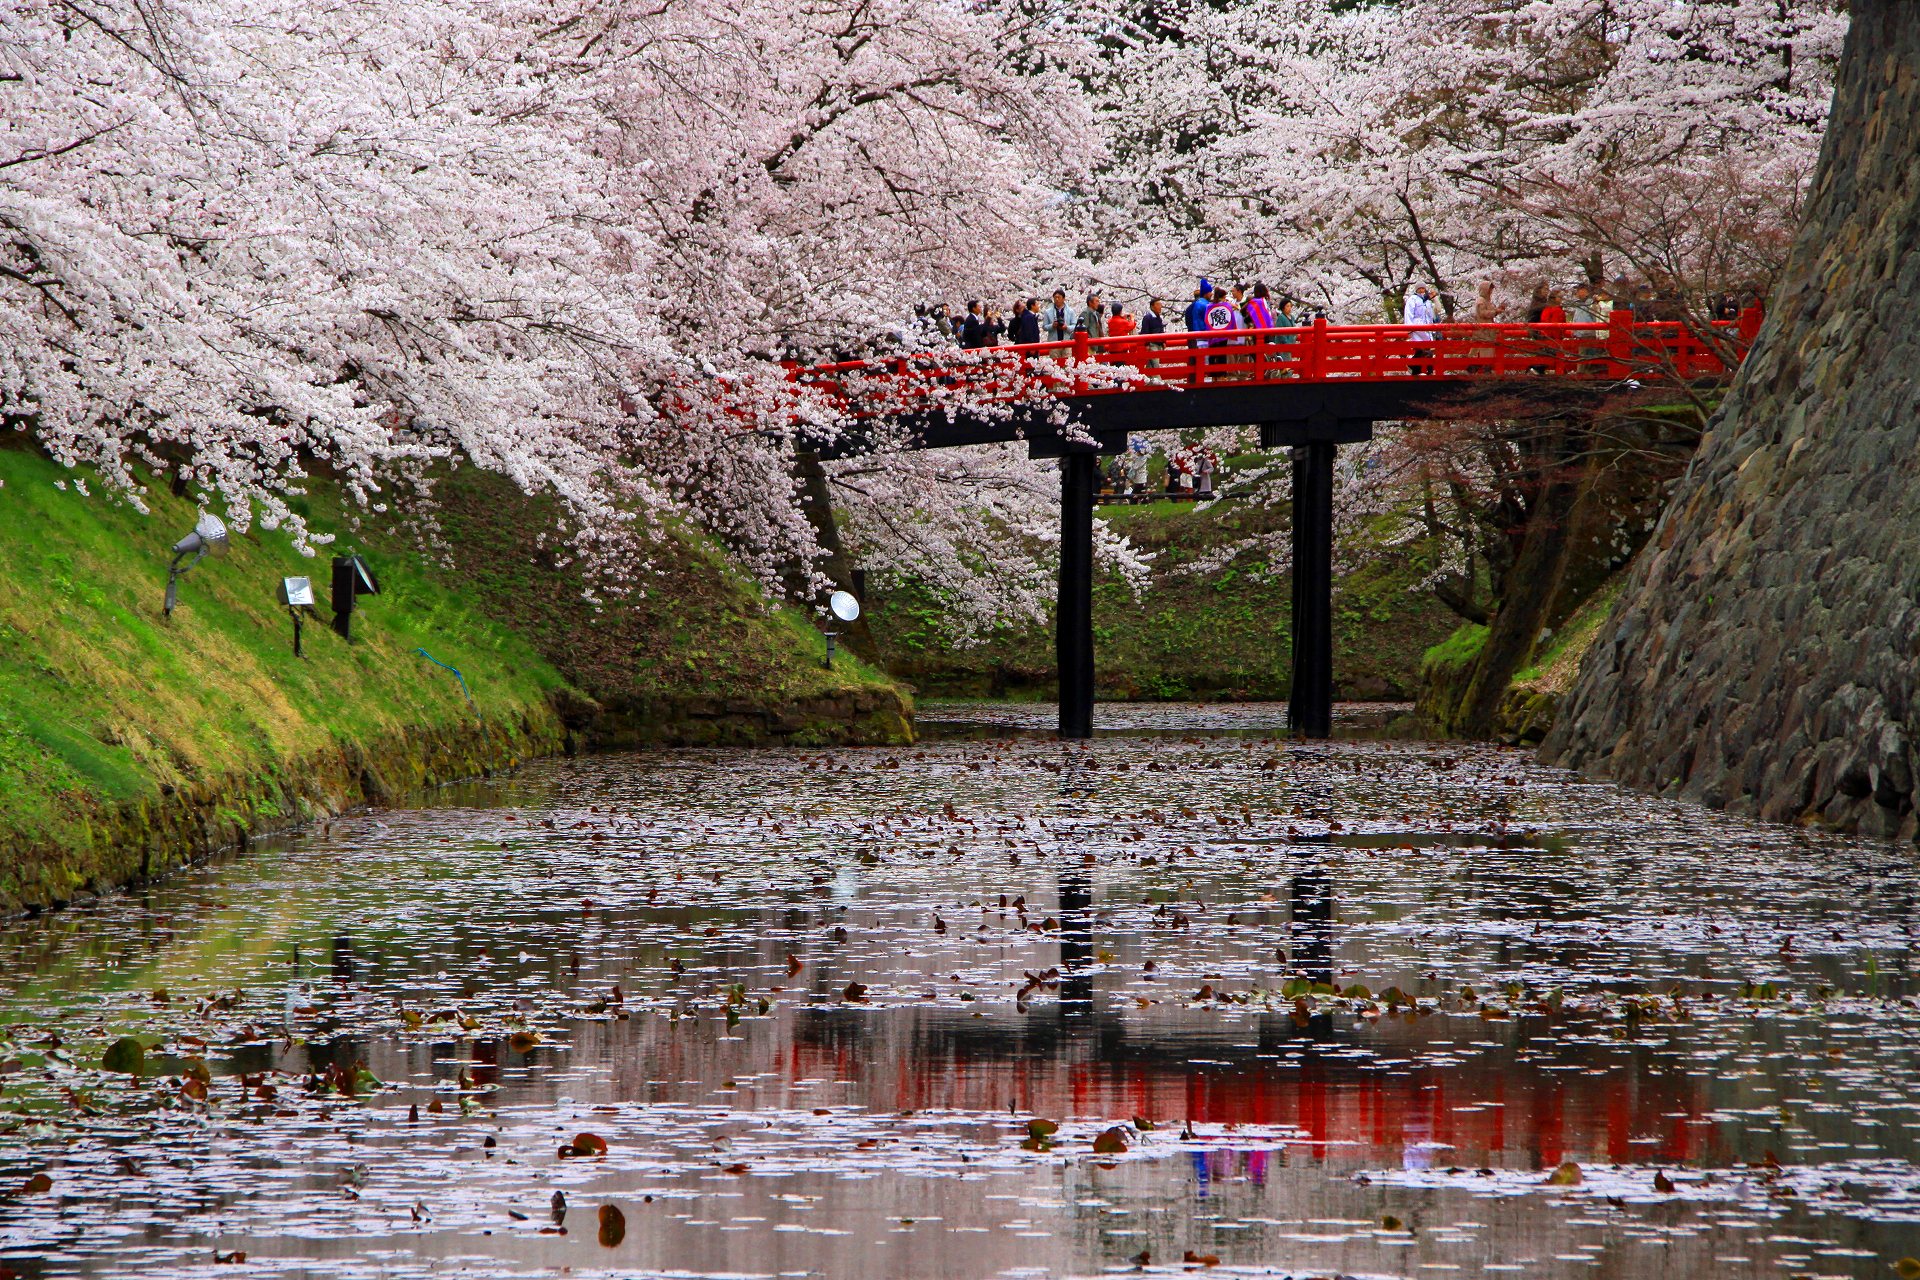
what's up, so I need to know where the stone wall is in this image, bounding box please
[1543,2,1920,838]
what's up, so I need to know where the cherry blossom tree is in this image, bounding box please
[1081,0,1843,625]
[1085,0,1843,322]
[2,0,1107,622]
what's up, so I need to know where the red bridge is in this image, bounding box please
[792,309,1765,740]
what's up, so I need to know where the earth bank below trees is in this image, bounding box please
[0,446,909,916]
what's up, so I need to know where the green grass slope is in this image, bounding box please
[419,468,906,745]
[0,446,573,907]
[0,446,909,912]
[868,490,1459,701]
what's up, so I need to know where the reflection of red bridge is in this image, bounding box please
[791,310,1764,743]
[782,1018,1711,1169]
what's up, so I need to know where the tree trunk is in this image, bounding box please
[1458,425,1590,736]
[1544,2,1920,839]
[788,450,882,666]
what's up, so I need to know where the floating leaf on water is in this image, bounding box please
[1653,1170,1676,1193]
[1182,1251,1220,1267]
[597,1204,626,1247]
[1027,1118,1059,1140]
[508,1032,540,1053]
[842,981,868,1003]
[1092,1125,1131,1154]
[562,1132,607,1157]
[101,1037,144,1075]
[1545,1161,1583,1186]
[1381,1214,1403,1231]
[1894,1258,1920,1280]
[20,1173,52,1195]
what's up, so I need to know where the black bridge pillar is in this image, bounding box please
[1057,451,1097,739]
[1289,441,1336,738]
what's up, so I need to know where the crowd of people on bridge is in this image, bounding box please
[907,279,1340,351]
[903,273,1761,352]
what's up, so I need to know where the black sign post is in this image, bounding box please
[329,555,382,642]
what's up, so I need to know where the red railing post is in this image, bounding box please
[1305,316,1327,381]
[1606,308,1632,379]
[1072,329,1090,395]
[1737,303,1764,351]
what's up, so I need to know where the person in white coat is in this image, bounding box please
[1405,285,1441,375]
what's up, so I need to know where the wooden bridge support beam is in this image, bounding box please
[1289,441,1336,739]
[1057,452,1097,739]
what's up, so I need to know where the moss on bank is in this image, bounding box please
[1417,575,1625,743]
[0,447,908,913]
[867,490,1459,701]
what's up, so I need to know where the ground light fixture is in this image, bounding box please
[330,553,381,642]
[162,513,229,618]
[823,590,860,669]
[277,576,316,657]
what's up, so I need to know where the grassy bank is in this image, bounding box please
[0,447,907,912]
[866,489,1460,701]
[1417,574,1626,743]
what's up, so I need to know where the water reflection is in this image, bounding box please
[3,703,1920,1278]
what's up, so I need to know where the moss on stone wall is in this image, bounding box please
[1417,576,1624,744]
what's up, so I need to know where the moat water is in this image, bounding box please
[3,702,1919,1278]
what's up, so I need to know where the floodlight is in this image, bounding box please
[162,513,230,618]
[823,591,860,669]
[277,576,316,657]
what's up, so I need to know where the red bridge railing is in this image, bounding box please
[792,307,1764,419]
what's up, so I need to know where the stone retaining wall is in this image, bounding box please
[1543,2,1920,838]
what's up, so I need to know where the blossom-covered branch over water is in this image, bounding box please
[2,0,1845,622]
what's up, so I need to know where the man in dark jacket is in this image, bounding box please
[1013,298,1042,345]
[960,300,987,349]
[1140,298,1167,335]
